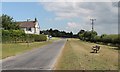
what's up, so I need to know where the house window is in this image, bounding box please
[26,28,31,31]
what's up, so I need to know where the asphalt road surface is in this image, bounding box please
[1,39,66,70]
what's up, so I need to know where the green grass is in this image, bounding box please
[1,41,52,59]
[55,38,118,70]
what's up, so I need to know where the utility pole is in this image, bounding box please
[90,19,96,32]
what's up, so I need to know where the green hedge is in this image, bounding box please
[2,30,47,43]
[79,32,120,45]
[34,34,47,41]
[93,34,120,44]
[2,30,25,43]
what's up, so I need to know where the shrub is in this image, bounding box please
[34,34,47,41]
[2,30,47,43]
[93,36,101,43]
[25,34,35,43]
[79,33,119,45]
[2,30,26,43]
[93,34,119,44]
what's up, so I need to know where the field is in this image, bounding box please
[55,38,118,70]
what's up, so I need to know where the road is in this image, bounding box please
[1,39,66,70]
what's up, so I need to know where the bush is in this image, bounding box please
[2,30,47,43]
[34,34,47,41]
[2,30,26,43]
[25,34,35,43]
[92,34,119,44]
[93,36,101,43]
[80,33,119,45]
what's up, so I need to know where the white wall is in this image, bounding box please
[24,28,35,34]
[34,22,40,35]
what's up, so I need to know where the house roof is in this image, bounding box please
[17,21,36,28]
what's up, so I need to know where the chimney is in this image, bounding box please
[35,18,37,22]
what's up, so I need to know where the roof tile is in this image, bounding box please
[17,21,36,28]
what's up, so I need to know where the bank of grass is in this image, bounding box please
[1,41,52,59]
[55,38,118,70]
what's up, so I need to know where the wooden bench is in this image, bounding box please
[92,45,100,53]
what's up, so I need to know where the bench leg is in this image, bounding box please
[96,50,97,53]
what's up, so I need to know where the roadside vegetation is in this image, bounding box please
[78,30,120,49]
[2,30,47,43]
[55,39,118,70]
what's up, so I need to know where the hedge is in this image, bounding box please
[79,33,120,45]
[2,30,47,43]
[93,34,120,44]
[34,34,47,41]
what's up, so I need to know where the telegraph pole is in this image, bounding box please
[90,19,96,32]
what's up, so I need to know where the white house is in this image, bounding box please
[17,18,40,35]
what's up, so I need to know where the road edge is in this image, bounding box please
[50,39,67,70]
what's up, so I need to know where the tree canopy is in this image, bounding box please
[78,29,97,41]
[1,14,20,30]
[40,28,75,38]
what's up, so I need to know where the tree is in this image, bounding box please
[78,30,85,34]
[78,30,85,40]
[1,14,20,30]
[78,30,97,41]
[40,29,74,38]
[100,34,107,38]
[90,31,97,42]
[69,32,73,37]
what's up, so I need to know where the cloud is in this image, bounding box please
[67,22,79,28]
[41,2,118,35]
[41,2,93,19]
[41,2,118,22]
[66,22,91,34]
[66,22,80,33]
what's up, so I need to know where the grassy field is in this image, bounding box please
[55,38,118,70]
[0,41,53,59]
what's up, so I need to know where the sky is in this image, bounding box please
[2,1,119,35]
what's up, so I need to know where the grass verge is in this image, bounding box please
[1,41,52,59]
[55,38,118,70]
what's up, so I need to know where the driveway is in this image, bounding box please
[1,39,66,70]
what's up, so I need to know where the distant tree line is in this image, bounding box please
[40,29,78,38]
